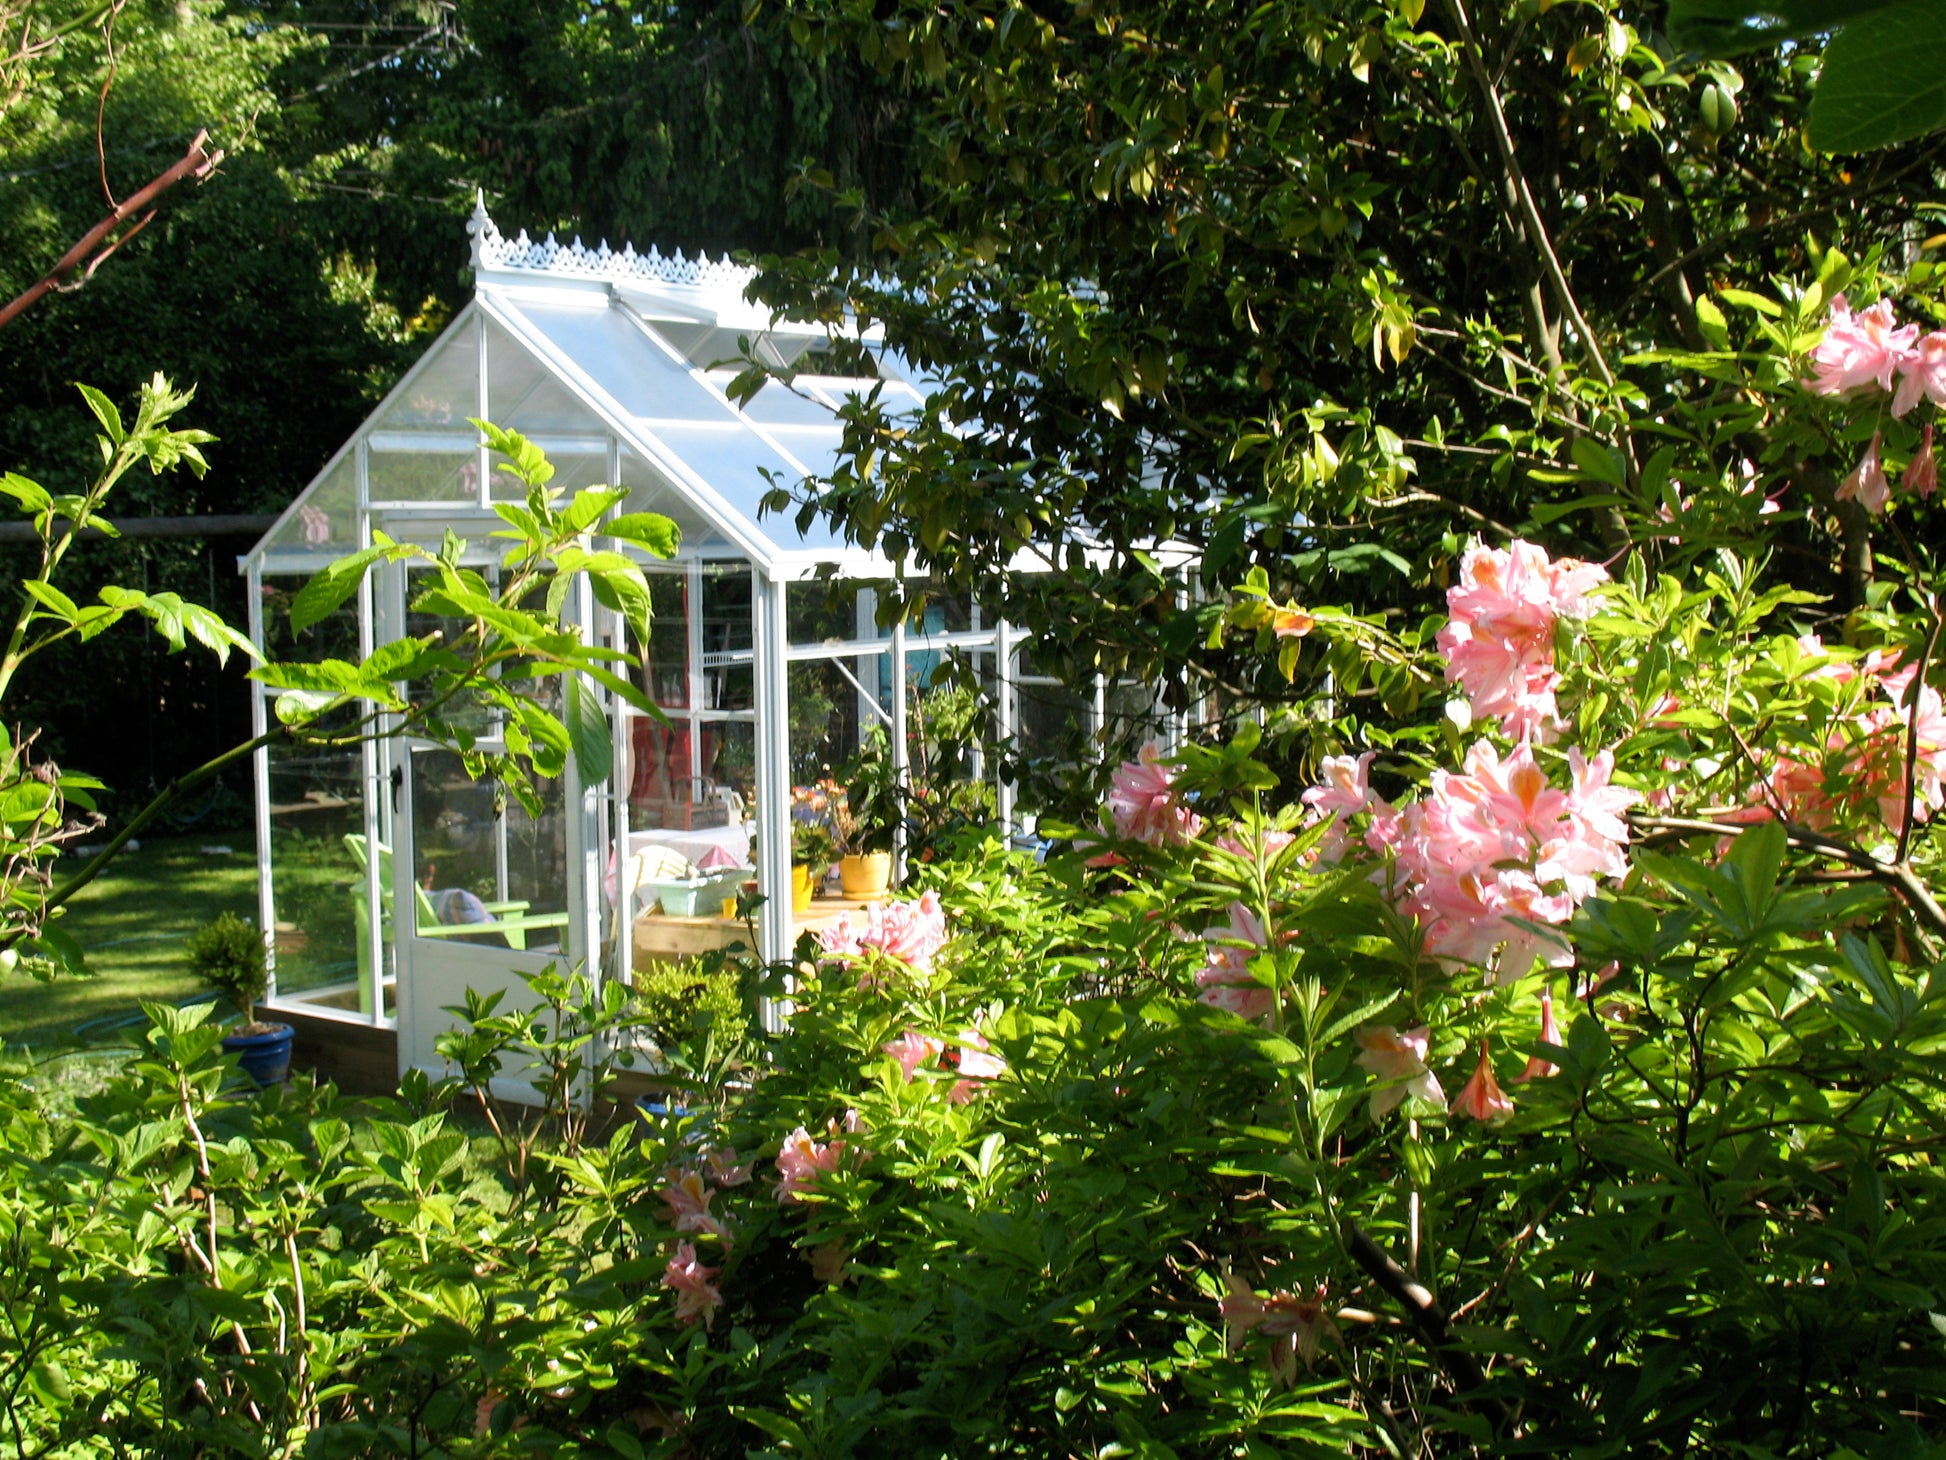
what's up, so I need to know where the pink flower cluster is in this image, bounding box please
[1312,741,1636,981]
[1351,1025,1443,1118]
[1220,1273,1338,1386]
[817,890,949,978]
[1807,294,1946,418]
[1434,540,1609,742]
[655,1144,753,1327]
[775,1124,850,1203]
[661,1242,723,1329]
[882,1027,1007,1102]
[1195,902,1273,1021]
[1764,637,1946,836]
[1394,742,1637,980]
[1105,743,1202,846]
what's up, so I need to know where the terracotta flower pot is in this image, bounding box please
[839,851,892,901]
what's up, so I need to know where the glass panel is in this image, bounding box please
[737,379,844,427]
[641,569,691,708]
[650,424,811,501]
[263,451,358,557]
[267,739,366,1000]
[619,448,730,550]
[1105,681,1163,759]
[492,450,609,502]
[514,301,735,422]
[698,566,751,655]
[376,318,479,430]
[260,572,361,664]
[787,579,863,646]
[487,318,607,436]
[410,745,568,951]
[628,716,747,830]
[369,448,477,503]
[1016,677,1092,765]
[788,658,859,784]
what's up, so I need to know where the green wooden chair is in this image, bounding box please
[345,834,572,1011]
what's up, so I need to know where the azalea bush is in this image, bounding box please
[4,265,1946,1456]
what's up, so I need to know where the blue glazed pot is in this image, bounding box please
[222,1023,294,1087]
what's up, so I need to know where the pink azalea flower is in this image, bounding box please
[1195,902,1275,1022]
[1893,331,1946,417]
[817,891,950,978]
[1837,433,1892,515]
[1105,742,1203,846]
[1451,1040,1515,1122]
[809,1239,851,1285]
[1353,1025,1444,1119]
[1435,540,1606,742]
[882,1029,946,1081]
[1301,751,1377,820]
[1513,991,1563,1083]
[704,1148,754,1187]
[661,1242,723,1328]
[775,1126,847,1203]
[948,1030,1008,1103]
[1904,424,1937,500]
[1808,295,1918,397]
[1220,1273,1337,1386]
[1213,825,1299,860]
[661,1170,733,1244]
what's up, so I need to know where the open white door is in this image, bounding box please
[380,557,598,1098]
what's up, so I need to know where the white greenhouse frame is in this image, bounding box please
[239,202,1183,1084]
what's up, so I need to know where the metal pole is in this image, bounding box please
[889,581,909,881]
[246,560,276,1002]
[752,567,794,1026]
[995,617,1016,836]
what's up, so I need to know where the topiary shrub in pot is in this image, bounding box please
[187,912,293,1086]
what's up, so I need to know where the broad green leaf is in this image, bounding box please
[565,675,612,787]
[291,544,389,634]
[1666,0,1896,54]
[21,580,80,623]
[606,512,681,558]
[1807,0,1946,151]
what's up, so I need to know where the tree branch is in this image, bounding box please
[0,129,220,332]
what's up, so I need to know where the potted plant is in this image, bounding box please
[832,726,898,900]
[188,912,293,1086]
[790,821,837,914]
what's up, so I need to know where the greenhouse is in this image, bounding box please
[240,201,1175,1081]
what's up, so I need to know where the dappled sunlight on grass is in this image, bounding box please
[0,836,257,1051]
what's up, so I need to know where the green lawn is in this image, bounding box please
[0,836,258,1052]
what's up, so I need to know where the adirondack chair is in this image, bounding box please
[345,834,571,1011]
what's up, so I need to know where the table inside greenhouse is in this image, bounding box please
[631,898,877,969]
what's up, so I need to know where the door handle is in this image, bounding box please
[389,763,404,812]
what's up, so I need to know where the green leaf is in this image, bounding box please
[1666,0,1896,55]
[1807,0,1946,151]
[291,544,389,634]
[606,512,681,558]
[75,383,124,446]
[22,580,80,623]
[565,676,612,787]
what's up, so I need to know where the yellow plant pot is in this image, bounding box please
[839,851,892,901]
[791,863,814,915]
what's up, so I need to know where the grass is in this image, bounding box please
[0,835,257,1052]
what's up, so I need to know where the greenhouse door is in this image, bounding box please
[380,561,596,1095]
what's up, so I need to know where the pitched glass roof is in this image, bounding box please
[246,202,919,577]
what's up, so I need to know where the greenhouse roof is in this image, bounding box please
[246,199,924,579]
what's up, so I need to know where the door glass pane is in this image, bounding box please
[267,739,364,998]
[409,745,567,952]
